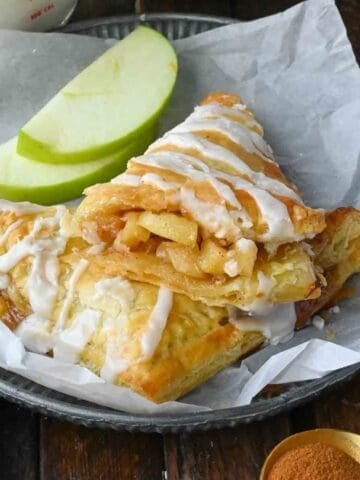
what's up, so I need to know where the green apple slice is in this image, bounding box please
[17,26,177,164]
[0,127,155,205]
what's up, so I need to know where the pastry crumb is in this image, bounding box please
[312,315,325,330]
[328,305,340,314]
[324,327,336,341]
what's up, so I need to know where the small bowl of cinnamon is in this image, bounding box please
[260,428,360,480]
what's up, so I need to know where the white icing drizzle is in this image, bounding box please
[132,151,297,241]
[0,199,49,215]
[0,219,24,246]
[113,172,179,192]
[233,102,247,111]
[132,152,252,226]
[16,314,54,354]
[141,173,179,191]
[141,287,173,359]
[55,259,89,332]
[229,302,296,345]
[134,152,234,202]
[112,173,141,186]
[101,355,130,383]
[180,188,241,240]
[148,132,302,202]
[238,184,295,242]
[108,99,315,244]
[95,277,135,307]
[28,252,61,319]
[190,104,261,131]
[0,204,68,354]
[168,116,273,161]
[0,214,64,273]
[229,263,297,344]
[148,131,249,168]
[224,238,256,277]
[240,272,275,313]
[95,277,135,382]
[54,309,101,363]
[27,207,67,320]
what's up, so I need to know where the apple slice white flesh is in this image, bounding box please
[17,26,177,164]
[0,127,155,205]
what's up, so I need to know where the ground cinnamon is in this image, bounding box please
[268,442,360,480]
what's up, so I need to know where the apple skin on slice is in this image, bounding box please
[0,126,155,205]
[17,26,178,164]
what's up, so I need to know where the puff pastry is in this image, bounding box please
[0,202,261,401]
[296,208,360,328]
[71,92,325,309]
[0,92,357,403]
[0,200,359,403]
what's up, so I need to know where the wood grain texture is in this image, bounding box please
[40,418,165,480]
[313,373,360,432]
[231,0,303,19]
[290,403,317,433]
[164,415,291,480]
[0,401,38,480]
[72,0,134,21]
[0,2,359,480]
[136,0,232,16]
[337,0,360,59]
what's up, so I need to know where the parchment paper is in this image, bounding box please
[0,0,359,413]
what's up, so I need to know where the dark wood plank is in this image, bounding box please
[165,415,291,480]
[136,0,232,17]
[290,403,317,433]
[0,401,38,480]
[337,0,360,59]
[40,418,165,480]
[313,374,360,433]
[231,0,303,19]
[7,3,358,480]
[72,0,134,21]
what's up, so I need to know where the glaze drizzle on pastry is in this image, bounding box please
[69,93,324,310]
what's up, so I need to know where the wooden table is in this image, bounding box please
[2,1,360,478]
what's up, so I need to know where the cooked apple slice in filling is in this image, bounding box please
[137,211,198,247]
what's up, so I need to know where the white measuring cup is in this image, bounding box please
[0,0,78,31]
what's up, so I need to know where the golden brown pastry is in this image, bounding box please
[296,208,360,328]
[0,92,355,404]
[0,200,359,403]
[0,201,262,402]
[71,92,325,309]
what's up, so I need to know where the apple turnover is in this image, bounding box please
[72,92,325,309]
[0,201,359,402]
[0,92,358,403]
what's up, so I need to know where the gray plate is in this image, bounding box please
[60,13,236,39]
[0,14,359,432]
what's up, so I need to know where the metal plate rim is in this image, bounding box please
[59,12,237,34]
[2,13,359,432]
[0,364,359,432]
